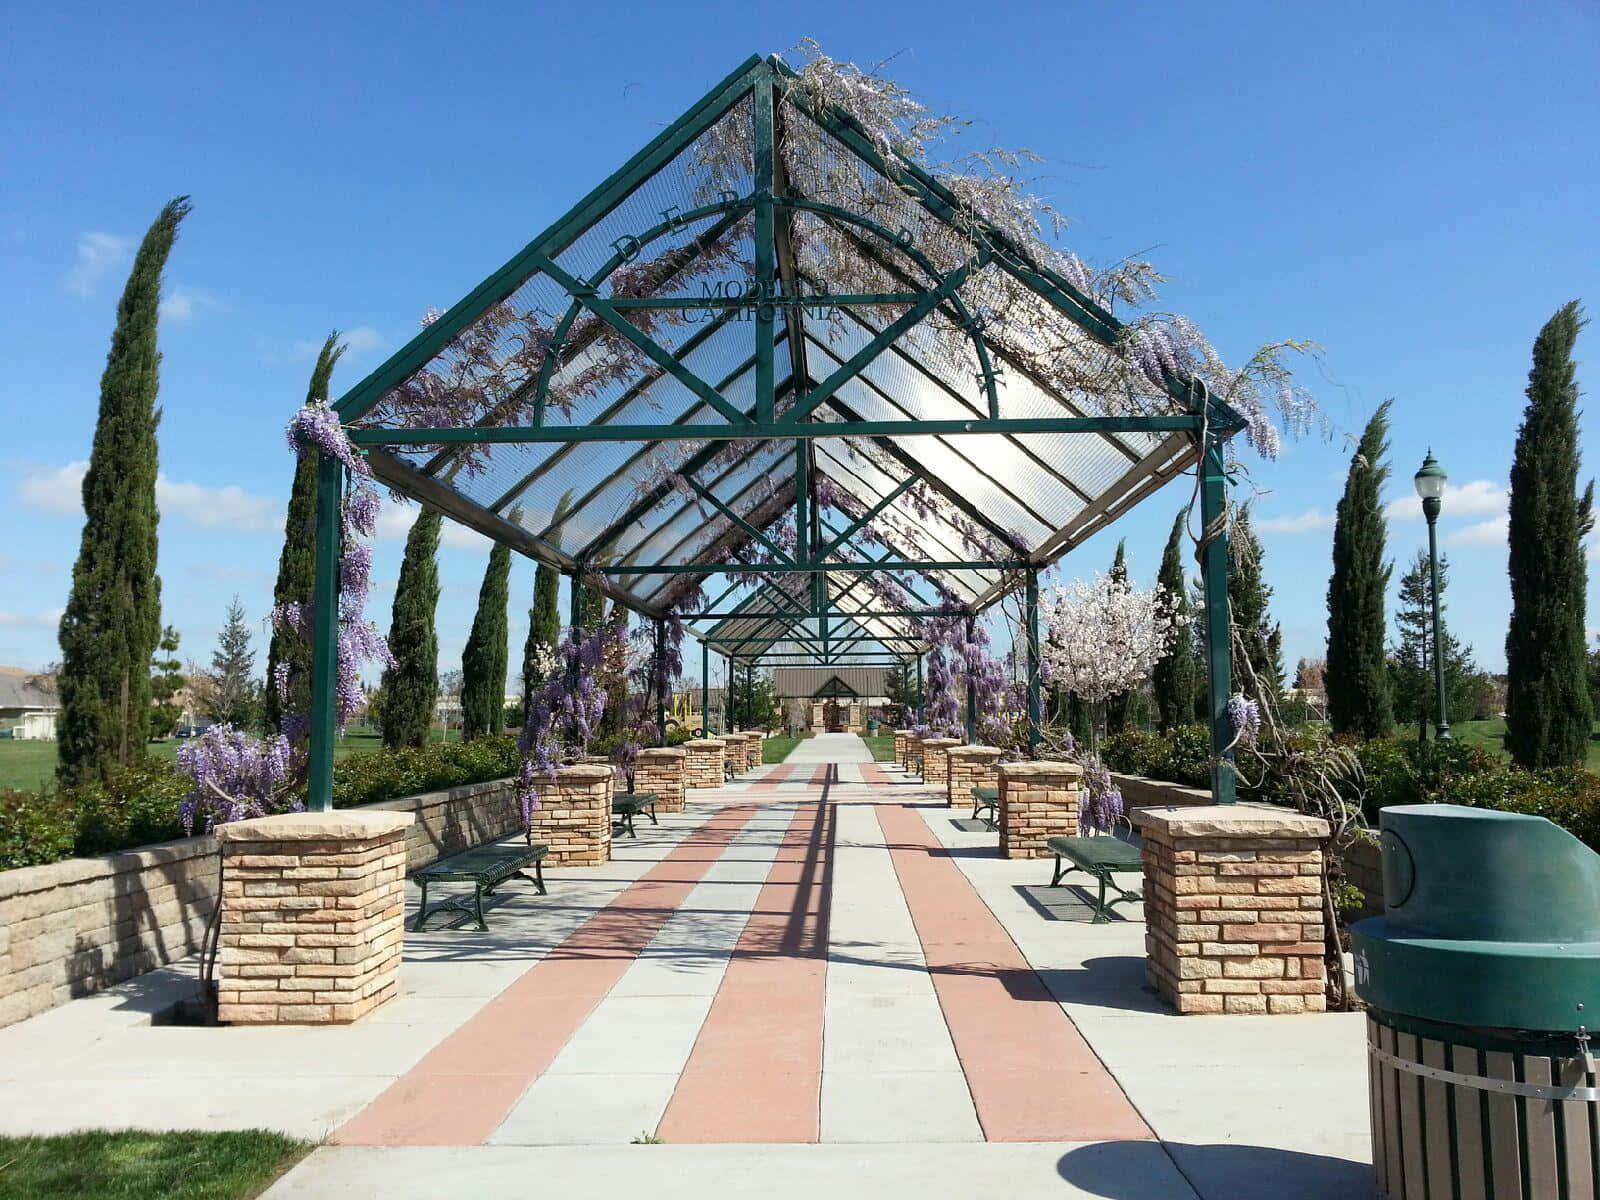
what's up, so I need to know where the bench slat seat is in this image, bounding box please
[971,785,999,829]
[611,791,659,838]
[1046,834,1144,923]
[411,844,548,932]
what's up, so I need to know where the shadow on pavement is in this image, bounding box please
[1057,1139,1374,1200]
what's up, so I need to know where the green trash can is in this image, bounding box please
[1351,804,1600,1200]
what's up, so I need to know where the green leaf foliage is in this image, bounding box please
[461,543,512,740]
[1326,401,1394,738]
[377,507,442,749]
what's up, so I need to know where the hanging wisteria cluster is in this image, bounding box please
[923,636,961,737]
[177,725,297,834]
[1227,693,1262,749]
[515,621,624,828]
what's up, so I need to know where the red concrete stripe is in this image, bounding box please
[754,763,795,787]
[334,803,765,1147]
[874,804,1153,1143]
[861,762,892,786]
[656,798,832,1143]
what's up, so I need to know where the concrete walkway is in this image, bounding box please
[0,739,1373,1199]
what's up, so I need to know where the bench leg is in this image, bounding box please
[1049,856,1069,888]
[534,858,546,895]
[1093,872,1111,923]
[646,802,658,826]
[473,886,488,932]
[412,880,430,932]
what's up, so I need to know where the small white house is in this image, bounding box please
[0,671,60,740]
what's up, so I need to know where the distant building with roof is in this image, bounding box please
[0,668,60,740]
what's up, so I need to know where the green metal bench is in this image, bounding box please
[411,843,548,932]
[1046,834,1144,922]
[612,791,659,839]
[971,785,999,829]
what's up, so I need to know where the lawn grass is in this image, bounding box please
[860,734,896,762]
[0,1130,310,1200]
[1439,717,1600,771]
[761,731,812,763]
[0,724,462,792]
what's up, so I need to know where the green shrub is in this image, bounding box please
[0,788,78,870]
[71,759,188,856]
[1451,766,1600,851]
[330,736,520,809]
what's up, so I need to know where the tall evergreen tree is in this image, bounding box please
[521,562,561,720]
[1325,401,1395,738]
[206,595,259,726]
[57,196,190,784]
[460,543,512,740]
[148,625,184,740]
[263,333,345,739]
[597,600,630,740]
[1390,550,1485,739]
[1229,505,1284,703]
[377,508,442,749]
[1151,510,1198,732]
[1104,541,1132,733]
[1506,301,1594,767]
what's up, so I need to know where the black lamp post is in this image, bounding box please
[1413,452,1451,740]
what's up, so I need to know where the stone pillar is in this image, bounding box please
[893,730,909,769]
[1134,805,1330,1015]
[723,732,749,774]
[904,733,923,773]
[215,810,413,1025]
[528,764,614,867]
[919,737,960,788]
[946,745,1003,809]
[734,731,762,772]
[684,738,726,788]
[634,747,687,813]
[997,761,1083,859]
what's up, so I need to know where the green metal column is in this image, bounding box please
[569,570,583,630]
[753,74,776,425]
[901,663,910,725]
[1025,568,1040,757]
[916,654,925,724]
[655,617,667,747]
[964,614,977,744]
[1199,422,1237,804]
[701,639,710,734]
[306,452,343,812]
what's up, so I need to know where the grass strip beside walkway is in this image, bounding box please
[0,1130,310,1200]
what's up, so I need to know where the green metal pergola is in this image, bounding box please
[303,53,1246,813]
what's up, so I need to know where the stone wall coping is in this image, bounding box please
[217,809,416,842]
[999,759,1084,778]
[685,738,726,749]
[947,744,1003,759]
[1133,802,1330,839]
[635,746,688,760]
[554,764,615,782]
[0,831,220,900]
[919,736,961,749]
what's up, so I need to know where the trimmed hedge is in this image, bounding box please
[0,736,525,872]
[1100,725,1600,852]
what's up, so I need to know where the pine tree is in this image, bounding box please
[1506,301,1595,768]
[460,543,512,740]
[264,333,346,739]
[57,196,190,784]
[205,595,259,726]
[148,625,184,740]
[1325,401,1394,738]
[521,562,561,720]
[1104,540,1132,733]
[1391,550,1484,739]
[1229,505,1284,703]
[378,508,442,749]
[1151,510,1198,732]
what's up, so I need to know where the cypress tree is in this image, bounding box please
[263,332,346,739]
[1105,540,1132,733]
[521,562,561,719]
[57,196,190,784]
[1325,401,1395,738]
[377,508,442,749]
[1229,505,1284,703]
[1506,301,1594,768]
[1152,510,1198,732]
[460,543,512,740]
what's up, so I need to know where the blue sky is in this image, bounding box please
[2,0,1597,686]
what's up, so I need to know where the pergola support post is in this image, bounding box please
[569,570,584,629]
[701,639,711,734]
[1025,568,1041,757]
[307,452,343,813]
[1199,422,1237,804]
[654,617,667,747]
[964,614,977,744]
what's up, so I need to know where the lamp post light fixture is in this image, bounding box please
[1413,452,1451,741]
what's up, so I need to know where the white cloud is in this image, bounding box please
[17,461,276,531]
[1254,507,1334,535]
[1385,479,1506,523]
[375,498,490,553]
[1445,516,1508,547]
[0,608,62,627]
[160,286,226,323]
[64,232,131,296]
[286,324,385,364]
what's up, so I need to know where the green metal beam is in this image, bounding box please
[348,414,1198,447]
[593,559,1021,575]
[1197,387,1237,805]
[334,54,765,422]
[817,475,917,557]
[682,475,793,562]
[607,291,924,310]
[306,452,343,812]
